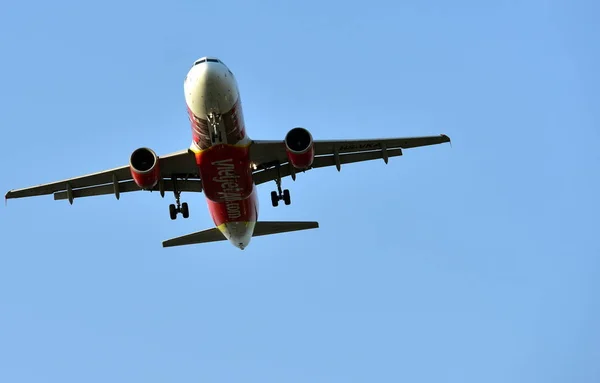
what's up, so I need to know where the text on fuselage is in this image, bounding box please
[212,158,242,219]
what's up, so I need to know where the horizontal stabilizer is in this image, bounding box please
[162,221,319,248]
[252,221,319,237]
[162,227,226,247]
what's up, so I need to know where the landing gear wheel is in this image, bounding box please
[169,204,177,220]
[169,180,190,219]
[271,163,293,207]
[181,202,189,219]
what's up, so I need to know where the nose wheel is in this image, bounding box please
[271,168,291,207]
[169,186,190,220]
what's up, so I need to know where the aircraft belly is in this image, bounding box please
[205,189,258,224]
[195,143,259,235]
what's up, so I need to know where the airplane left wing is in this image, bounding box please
[5,149,201,203]
[249,134,451,185]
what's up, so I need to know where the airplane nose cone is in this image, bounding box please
[184,59,238,115]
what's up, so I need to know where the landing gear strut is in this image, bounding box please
[271,164,291,207]
[207,112,223,144]
[169,180,189,220]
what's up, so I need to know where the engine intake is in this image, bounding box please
[130,147,161,189]
[285,127,314,169]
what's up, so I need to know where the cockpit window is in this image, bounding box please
[193,58,221,66]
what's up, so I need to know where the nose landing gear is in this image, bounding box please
[207,112,223,144]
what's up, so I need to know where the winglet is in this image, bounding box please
[441,134,452,148]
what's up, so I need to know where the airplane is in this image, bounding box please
[5,56,451,250]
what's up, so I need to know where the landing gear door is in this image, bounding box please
[208,113,225,144]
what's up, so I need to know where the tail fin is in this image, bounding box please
[162,221,319,248]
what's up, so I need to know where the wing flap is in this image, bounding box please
[253,148,403,185]
[314,134,450,155]
[6,166,132,199]
[53,179,203,201]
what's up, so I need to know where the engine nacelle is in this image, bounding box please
[129,147,161,189]
[285,127,314,169]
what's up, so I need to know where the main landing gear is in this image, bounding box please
[270,165,291,207]
[169,183,189,220]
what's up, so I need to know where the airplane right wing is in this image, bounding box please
[5,148,201,203]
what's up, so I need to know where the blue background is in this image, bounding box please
[1,0,599,381]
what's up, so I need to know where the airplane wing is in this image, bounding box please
[249,134,451,185]
[5,149,201,203]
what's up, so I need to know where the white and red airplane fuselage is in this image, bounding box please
[184,57,258,249]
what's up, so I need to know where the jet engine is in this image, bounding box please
[129,147,161,189]
[285,127,314,169]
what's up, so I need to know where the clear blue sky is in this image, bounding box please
[1,0,599,381]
